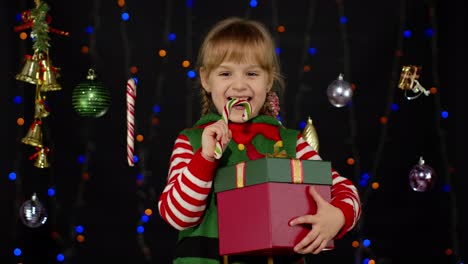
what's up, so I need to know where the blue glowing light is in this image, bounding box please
[13,248,22,256]
[57,253,65,262]
[187,70,196,78]
[121,12,130,21]
[47,188,56,197]
[339,16,347,24]
[249,0,258,7]
[363,239,371,247]
[152,104,161,114]
[9,172,17,181]
[359,179,368,187]
[441,111,448,119]
[391,103,399,111]
[133,155,139,163]
[363,258,370,264]
[298,121,306,130]
[14,96,23,104]
[85,26,93,34]
[308,47,317,55]
[15,13,22,22]
[361,173,370,180]
[168,33,176,41]
[75,225,84,234]
[275,47,281,55]
[132,77,139,84]
[276,115,283,122]
[403,30,412,38]
[136,173,144,180]
[77,155,85,164]
[186,0,193,8]
[141,215,149,223]
[424,28,434,37]
[443,184,450,192]
[137,226,144,233]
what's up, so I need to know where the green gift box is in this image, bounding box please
[214,158,332,191]
[214,157,334,256]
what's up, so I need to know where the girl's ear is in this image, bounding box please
[267,74,274,92]
[200,67,210,92]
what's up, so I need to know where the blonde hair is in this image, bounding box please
[197,17,285,116]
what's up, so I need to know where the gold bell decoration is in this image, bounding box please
[34,98,50,119]
[302,116,319,152]
[16,53,40,84]
[398,65,430,100]
[39,56,62,92]
[30,147,50,168]
[21,119,43,148]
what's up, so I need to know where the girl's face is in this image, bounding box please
[200,61,272,123]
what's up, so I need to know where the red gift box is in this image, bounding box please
[214,158,334,256]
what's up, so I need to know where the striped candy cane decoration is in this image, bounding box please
[127,78,137,166]
[214,98,252,159]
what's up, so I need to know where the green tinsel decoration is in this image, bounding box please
[30,1,50,53]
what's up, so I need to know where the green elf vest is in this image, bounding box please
[173,114,305,264]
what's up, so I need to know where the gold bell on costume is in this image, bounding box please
[21,120,43,148]
[39,59,62,92]
[33,148,50,169]
[16,54,40,85]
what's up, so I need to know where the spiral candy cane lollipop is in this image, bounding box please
[214,98,252,159]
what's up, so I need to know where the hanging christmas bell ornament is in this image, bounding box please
[398,65,430,100]
[34,95,50,119]
[21,119,43,148]
[302,116,319,152]
[39,55,62,92]
[19,193,48,228]
[72,69,111,118]
[327,73,353,107]
[408,156,436,192]
[16,53,40,84]
[29,147,50,168]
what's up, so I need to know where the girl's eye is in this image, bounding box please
[219,72,230,76]
[247,72,259,76]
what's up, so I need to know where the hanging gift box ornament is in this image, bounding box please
[72,69,111,118]
[16,53,40,84]
[19,193,48,228]
[408,156,436,192]
[21,119,43,148]
[327,73,353,107]
[398,65,430,100]
[302,116,319,152]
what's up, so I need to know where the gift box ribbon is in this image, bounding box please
[234,159,304,188]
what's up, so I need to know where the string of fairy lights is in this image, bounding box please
[7,0,457,263]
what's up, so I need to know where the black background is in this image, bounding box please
[1,0,465,263]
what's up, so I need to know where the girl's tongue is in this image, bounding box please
[232,105,245,110]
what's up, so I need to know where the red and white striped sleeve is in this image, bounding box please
[158,134,218,230]
[296,135,362,238]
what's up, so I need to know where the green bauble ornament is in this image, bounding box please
[72,69,110,118]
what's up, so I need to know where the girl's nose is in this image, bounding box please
[232,76,247,91]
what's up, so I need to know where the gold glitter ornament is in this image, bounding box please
[302,116,319,152]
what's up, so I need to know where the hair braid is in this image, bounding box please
[201,89,212,116]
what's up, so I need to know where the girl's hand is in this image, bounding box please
[201,120,232,161]
[290,186,345,255]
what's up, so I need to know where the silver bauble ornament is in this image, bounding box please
[409,157,436,192]
[19,193,48,228]
[327,73,353,107]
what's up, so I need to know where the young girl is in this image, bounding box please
[158,17,361,264]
